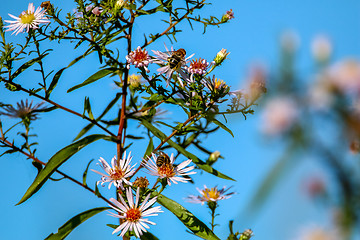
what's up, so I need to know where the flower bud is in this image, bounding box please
[128,74,142,89]
[41,1,53,15]
[115,0,127,13]
[311,35,332,63]
[207,151,220,165]
[133,176,149,188]
[221,9,234,22]
[239,229,253,240]
[214,49,230,66]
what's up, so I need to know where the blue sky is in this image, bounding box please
[1,0,360,240]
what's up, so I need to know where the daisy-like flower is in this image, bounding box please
[4,3,50,35]
[126,46,151,73]
[185,58,212,83]
[91,151,136,189]
[0,99,45,120]
[186,185,235,205]
[108,187,163,238]
[152,45,194,87]
[142,153,196,186]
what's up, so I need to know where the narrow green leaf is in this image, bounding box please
[67,68,116,92]
[141,120,234,181]
[143,138,154,159]
[82,159,94,186]
[212,119,234,137]
[83,97,94,120]
[45,207,109,240]
[156,194,220,240]
[17,134,111,205]
[140,232,160,240]
[11,54,48,79]
[73,93,122,141]
[46,67,66,98]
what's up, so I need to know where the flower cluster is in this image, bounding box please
[91,151,196,237]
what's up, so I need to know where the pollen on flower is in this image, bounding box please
[126,46,151,72]
[157,163,175,177]
[202,188,221,201]
[187,58,210,75]
[20,11,36,24]
[126,208,141,222]
[110,166,124,180]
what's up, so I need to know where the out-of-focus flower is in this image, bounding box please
[222,9,234,22]
[4,3,50,35]
[142,153,196,186]
[308,76,334,110]
[108,187,163,238]
[261,96,298,135]
[280,31,299,53]
[128,74,142,88]
[133,176,149,188]
[91,151,136,189]
[349,139,360,154]
[152,45,194,87]
[185,58,211,82]
[186,185,235,205]
[91,6,103,16]
[126,46,151,72]
[0,100,45,120]
[294,225,340,240]
[311,35,332,63]
[244,65,267,101]
[303,176,326,199]
[214,48,230,66]
[327,59,360,93]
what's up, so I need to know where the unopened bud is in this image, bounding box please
[214,49,230,66]
[221,9,234,22]
[128,74,142,89]
[208,151,220,165]
[311,35,332,63]
[115,0,127,12]
[239,229,253,240]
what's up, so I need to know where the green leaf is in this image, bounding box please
[74,93,121,141]
[11,54,48,80]
[156,194,220,240]
[45,207,109,240]
[17,134,111,205]
[83,97,94,120]
[82,159,94,186]
[212,119,234,137]
[141,120,234,181]
[46,67,66,98]
[143,138,154,159]
[140,232,160,240]
[67,68,116,92]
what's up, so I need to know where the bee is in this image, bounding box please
[168,48,186,70]
[156,151,171,167]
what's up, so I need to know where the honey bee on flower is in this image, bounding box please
[152,44,194,87]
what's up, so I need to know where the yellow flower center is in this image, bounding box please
[20,11,35,24]
[110,166,124,180]
[157,163,175,177]
[126,208,141,222]
[202,188,220,201]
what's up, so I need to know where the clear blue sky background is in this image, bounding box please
[1,0,360,240]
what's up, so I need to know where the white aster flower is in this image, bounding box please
[4,3,50,35]
[142,153,196,186]
[186,185,235,205]
[91,151,136,189]
[152,44,194,87]
[108,187,163,238]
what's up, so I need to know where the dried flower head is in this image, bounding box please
[133,176,149,188]
[128,74,142,88]
[4,3,50,35]
[109,187,163,238]
[126,46,151,72]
